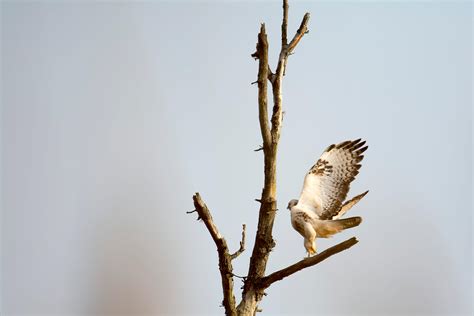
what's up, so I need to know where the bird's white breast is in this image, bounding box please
[290,207,315,237]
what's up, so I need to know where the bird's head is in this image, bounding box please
[287,199,298,211]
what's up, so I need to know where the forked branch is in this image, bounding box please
[271,1,310,140]
[288,13,310,54]
[191,193,237,316]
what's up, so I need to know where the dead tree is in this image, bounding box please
[188,1,359,315]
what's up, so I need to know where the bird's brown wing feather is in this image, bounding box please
[298,139,368,220]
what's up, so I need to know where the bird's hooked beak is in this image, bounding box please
[287,199,298,211]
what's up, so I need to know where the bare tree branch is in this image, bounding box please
[192,193,237,316]
[282,12,310,76]
[231,224,247,260]
[281,0,289,76]
[281,0,289,47]
[258,237,359,289]
[271,9,310,142]
[288,12,310,54]
[254,24,271,151]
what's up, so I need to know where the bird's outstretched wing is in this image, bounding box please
[298,139,368,220]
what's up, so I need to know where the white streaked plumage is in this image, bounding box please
[287,139,369,256]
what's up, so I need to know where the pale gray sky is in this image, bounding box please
[1,1,472,315]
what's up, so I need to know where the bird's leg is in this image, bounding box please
[309,238,317,256]
[304,233,318,258]
[311,244,317,256]
[303,226,317,257]
[304,240,313,258]
[304,243,317,258]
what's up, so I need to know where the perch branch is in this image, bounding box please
[258,237,359,289]
[192,193,237,316]
[231,224,247,260]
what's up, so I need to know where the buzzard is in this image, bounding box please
[287,139,368,257]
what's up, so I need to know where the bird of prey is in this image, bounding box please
[287,139,368,257]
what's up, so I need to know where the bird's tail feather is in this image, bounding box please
[333,216,362,230]
[316,216,362,237]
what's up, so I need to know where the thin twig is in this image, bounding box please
[231,224,247,260]
[254,145,264,152]
[186,209,201,221]
[230,272,247,280]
